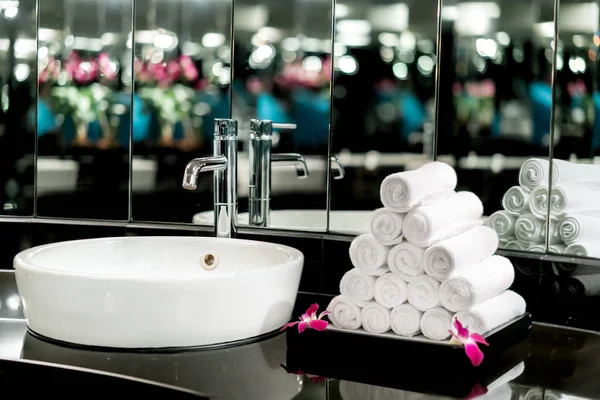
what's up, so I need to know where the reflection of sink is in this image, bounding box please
[193,210,373,235]
[22,331,302,400]
[36,158,79,196]
[14,237,303,349]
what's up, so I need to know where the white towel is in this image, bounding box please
[439,255,515,312]
[455,290,526,335]
[373,273,408,308]
[541,219,561,244]
[518,158,552,189]
[502,186,531,216]
[488,210,516,240]
[387,242,425,282]
[407,275,441,311]
[531,182,600,220]
[380,161,457,213]
[403,192,484,247]
[349,234,391,274]
[423,225,499,282]
[502,239,527,250]
[514,213,545,244]
[565,242,600,258]
[476,362,525,400]
[390,304,422,337]
[569,274,600,296]
[360,302,391,334]
[340,269,376,303]
[327,295,363,330]
[370,208,405,245]
[559,214,600,245]
[420,307,454,341]
[528,243,566,253]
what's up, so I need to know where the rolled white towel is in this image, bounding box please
[488,210,516,240]
[541,219,561,244]
[370,208,405,245]
[531,182,600,220]
[373,273,408,308]
[514,213,545,243]
[403,192,484,247]
[455,290,526,335]
[327,295,362,329]
[439,255,515,312]
[559,214,600,245]
[349,234,391,274]
[340,269,376,303]
[565,242,600,258]
[423,225,499,282]
[502,186,531,216]
[502,239,527,250]
[360,302,391,334]
[528,243,566,253]
[518,158,552,190]
[387,242,425,282]
[380,161,457,213]
[420,307,454,341]
[390,304,422,337]
[407,275,441,311]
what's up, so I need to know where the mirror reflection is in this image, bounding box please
[0,0,36,216]
[329,0,439,235]
[131,0,232,223]
[36,0,133,220]
[220,0,333,232]
[549,0,600,259]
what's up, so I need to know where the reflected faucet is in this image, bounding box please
[330,156,345,180]
[248,119,309,227]
[183,119,238,238]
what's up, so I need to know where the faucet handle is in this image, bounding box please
[271,153,309,179]
[330,156,345,180]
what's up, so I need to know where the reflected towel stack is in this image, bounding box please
[327,161,527,342]
[494,158,600,254]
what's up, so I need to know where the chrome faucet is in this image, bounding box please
[183,118,238,238]
[248,119,309,227]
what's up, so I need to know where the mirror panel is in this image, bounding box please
[0,0,36,216]
[329,0,439,235]
[551,0,600,259]
[230,0,333,232]
[36,0,132,220]
[130,0,232,224]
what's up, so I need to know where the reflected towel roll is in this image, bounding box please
[503,239,527,250]
[403,192,484,247]
[407,275,441,311]
[420,307,454,341]
[528,243,566,253]
[387,242,425,282]
[327,295,362,330]
[340,269,376,303]
[390,304,422,337]
[531,182,600,220]
[370,208,405,246]
[423,226,499,282]
[360,302,391,334]
[349,234,391,274]
[380,161,457,213]
[373,273,408,308]
[518,158,552,190]
[439,255,515,312]
[565,242,600,259]
[567,274,600,296]
[559,214,600,245]
[514,213,545,244]
[528,185,550,220]
[488,211,517,240]
[502,186,531,216]
[455,290,526,335]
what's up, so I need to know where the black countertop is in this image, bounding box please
[0,271,599,399]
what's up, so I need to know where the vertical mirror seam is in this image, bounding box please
[326,0,337,233]
[432,0,444,161]
[128,0,136,222]
[33,0,40,217]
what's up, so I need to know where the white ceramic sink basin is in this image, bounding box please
[14,237,303,349]
[193,209,373,235]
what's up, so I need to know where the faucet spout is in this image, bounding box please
[182,156,228,190]
[271,153,309,179]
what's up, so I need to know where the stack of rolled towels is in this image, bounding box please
[490,157,600,257]
[327,161,527,341]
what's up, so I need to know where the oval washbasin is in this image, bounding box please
[14,236,304,349]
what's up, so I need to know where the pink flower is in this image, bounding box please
[281,303,330,333]
[280,365,328,383]
[98,53,117,81]
[449,318,489,367]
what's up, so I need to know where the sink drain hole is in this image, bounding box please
[201,253,219,270]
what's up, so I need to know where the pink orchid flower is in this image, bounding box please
[449,318,489,367]
[281,303,330,333]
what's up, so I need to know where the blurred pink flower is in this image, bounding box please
[98,53,117,81]
[449,318,489,367]
[281,303,330,333]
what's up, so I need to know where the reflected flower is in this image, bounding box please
[280,365,328,383]
[281,303,330,333]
